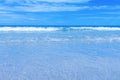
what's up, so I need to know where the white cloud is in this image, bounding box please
[15,5,89,12]
[36,0,90,3]
[1,0,120,12]
[0,0,120,13]
[92,5,120,10]
[12,5,120,12]
[0,0,91,12]
[4,0,90,4]
[0,4,90,12]
[103,12,120,14]
[0,11,10,14]
[92,6,108,9]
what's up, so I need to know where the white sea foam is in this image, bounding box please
[70,27,120,31]
[0,37,120,44]
[0,27,120,32]
[0,27,59,32]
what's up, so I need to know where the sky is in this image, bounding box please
[0,0,120,25]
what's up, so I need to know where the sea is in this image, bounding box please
[0,25,120,80]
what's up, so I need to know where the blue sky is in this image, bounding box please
[0,0,120,25]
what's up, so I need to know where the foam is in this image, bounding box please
[0,27,120,32]
[0,27,59,32]
[0,36,120,43]
[70,27,120,31]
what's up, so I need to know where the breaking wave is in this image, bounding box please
[0,27,59,32]
[0,36,120,43]
[0,27,120,32]
[70,27,120,31]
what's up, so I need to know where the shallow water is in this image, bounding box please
[0,28,120,80]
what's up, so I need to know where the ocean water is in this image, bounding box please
[0,26,120,80]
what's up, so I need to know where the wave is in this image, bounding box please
[70,27,120,31]
[0,27,120,32]
[0,27,59,32]
[0,37,120,43]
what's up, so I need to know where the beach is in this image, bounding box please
[0,27,120,80]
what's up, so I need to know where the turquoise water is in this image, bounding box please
[0,27,120,80]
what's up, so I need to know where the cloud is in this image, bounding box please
[37,0,90,3]
[0,4,90,12]
[15,5,89,12]
[92,5,120,10]
[0,0,91,12]
[0,0,120,12]
[4,0,90,4]
[103,12,120,14]
[0,11,10,14]
[1,5,120,12]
